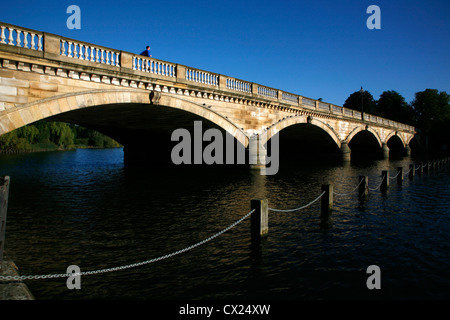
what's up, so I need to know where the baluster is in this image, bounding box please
[79,44,84,60]
[132,57,136,70]
[30,33,36,50]
[100,49,105,63]
[67,41,72,57]
[16,30,22,47]
[106,50,110,65]
[7,27,14,45]
[23,31,28,48]
[115,52,120,67]
[61,40,66,56]
[90,46,94,61]
[95,48,99,63]
[73,43,78,58]
[0,26,6,44]
[37,34,42,51]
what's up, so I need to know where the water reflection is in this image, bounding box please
[0,149,449,299]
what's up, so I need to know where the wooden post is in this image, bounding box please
[0,176,10,266]
[397,167,403,185]
[358,176,368,198]
[409,164,415,180]
[320,184,333,218]
[381,170,389,191]
[251,199,268,239]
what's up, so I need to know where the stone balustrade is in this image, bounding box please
[0,21,415,133]
[0,24,43,51]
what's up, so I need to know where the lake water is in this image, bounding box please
[0,148,449,300]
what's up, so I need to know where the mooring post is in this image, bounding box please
[0,176,10,268]
[409,164,415,180]
[320,184,333,219]
[358,176,368,198]
[381,170,389,191]
[397,167,403,185]
[251,199,268,240]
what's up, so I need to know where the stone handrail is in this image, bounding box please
[0,21,415,133]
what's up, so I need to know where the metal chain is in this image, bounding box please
[268,191,326,213]
[389,170,401,180]
[333,178,364,196]
[0,209,255,281]
[368,175,386,191]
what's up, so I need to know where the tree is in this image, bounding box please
[411,89,450,153]
[343,89,378,115]
[377,90,415,125]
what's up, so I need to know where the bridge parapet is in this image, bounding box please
[0,21,415,133]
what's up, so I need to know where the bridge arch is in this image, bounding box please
[0,89,249,147]
[263,116,341,149]
[345,125,382,148]
[385,131,406,147]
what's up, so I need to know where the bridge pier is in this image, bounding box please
[249,135,267,174]
[382,143,390,159]
[340,142,351,162]
[405,144,411,157]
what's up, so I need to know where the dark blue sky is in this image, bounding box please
[2,0,449,107]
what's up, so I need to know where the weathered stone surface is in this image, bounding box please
[0,256,34,300]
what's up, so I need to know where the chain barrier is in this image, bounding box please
[0,209,255,281]
[389,170,401,180]
[268,191,326,212]
[2,159,448,282]
[333,178,364,196]
[368,175,386,191]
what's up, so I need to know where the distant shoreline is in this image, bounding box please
[0,145,122,155]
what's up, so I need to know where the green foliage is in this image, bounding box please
[377,90,415,125]
[0,121,121,152]
[343,89,378,115]
[411,89,450,152]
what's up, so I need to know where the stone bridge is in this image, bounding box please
[0,22,416,171]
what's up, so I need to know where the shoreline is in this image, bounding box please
[0,145,123,155]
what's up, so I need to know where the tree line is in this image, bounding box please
[0,121,121,153]
[342,88,449,154]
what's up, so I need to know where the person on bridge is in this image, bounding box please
[140,46,152,58]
